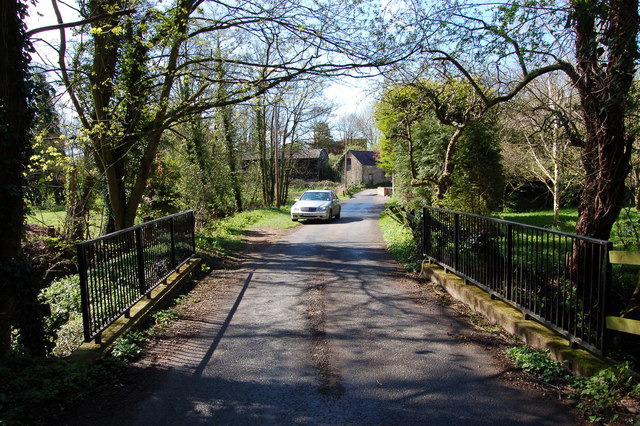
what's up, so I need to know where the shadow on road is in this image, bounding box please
[298,217,363,224]
[193,272,253,376]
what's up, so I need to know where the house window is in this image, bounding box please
[346,158,352,171]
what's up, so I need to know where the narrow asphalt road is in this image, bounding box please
[87,189,576,425]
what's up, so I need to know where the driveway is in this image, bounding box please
[65,189,577,425]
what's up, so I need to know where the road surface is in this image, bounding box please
[72,189,576,425]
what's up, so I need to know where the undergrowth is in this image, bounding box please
[0,354,125,425]
[378,214,419,272]
[111,307,184,361]
[111,331,148,361]
[505,346,568,383]
[506,345,640,423]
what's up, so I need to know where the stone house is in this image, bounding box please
[242,148,330,181]
[343,150,391,186]
[290,148,330,180]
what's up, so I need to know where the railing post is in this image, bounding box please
[421,207,428,258]
[135,227,147,297]
[77,243,92,342]
[506,223,513,300]
[601,241,614,356]
[453,212,460,271]
[190,210,196,255]
[169,217,177,269]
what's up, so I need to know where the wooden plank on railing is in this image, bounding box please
[606,316,640,335]
[609,251,640,265]
[607,252,640,336]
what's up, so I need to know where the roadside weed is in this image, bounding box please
[174,294,189,304]
[573,362,639,416]
[111,331,148,361]
[379,214,419,272]
[506,346,640,422]
[151,309,183,326]
[505,346,568,382]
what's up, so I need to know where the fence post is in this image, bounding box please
[420,207,427,260]
[189,210,196,255]
[453,212,460,271]
[76,243,92,342]
[169,217,177,269]
[506,223,514,300]
[135,227,147,298]
[601,241,614,356]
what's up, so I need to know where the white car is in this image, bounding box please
[291,190,341,222]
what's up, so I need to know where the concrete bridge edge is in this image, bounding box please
[68,257,202,362]
[422,262,612,376]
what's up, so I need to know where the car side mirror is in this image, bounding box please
[294,198,299,202]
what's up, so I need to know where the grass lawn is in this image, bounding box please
[496,208,578,233]
[497,207,640,249]
[27,207,107,239]
[27,209,67,229]
[249,206,299,229]
[196,206,298,256]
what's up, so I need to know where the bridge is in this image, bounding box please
[66,189,581,424]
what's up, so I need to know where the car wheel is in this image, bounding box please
[335,208,341,220]
[292,218,298,222]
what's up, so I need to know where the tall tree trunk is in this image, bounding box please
[221,107,243,212]
[570,0,638,307]
[256,100,273,206]
[434,127,464,201]
[573,0,637,241]
[553,181,560,227]
[634,166,640,211]
[552,139,560,227]
[0,0,33,354]
[83,0,193,231]
[65,158,97,241]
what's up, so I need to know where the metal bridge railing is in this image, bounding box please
[422,206,612,355]
[76,210,196,343]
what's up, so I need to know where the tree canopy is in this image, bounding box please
[44,0,416,229]
[382,0,638,240]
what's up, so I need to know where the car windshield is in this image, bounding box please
[300,192,330,201]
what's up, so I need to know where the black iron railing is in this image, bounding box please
[77,210,196,343]
[422,207,612,355]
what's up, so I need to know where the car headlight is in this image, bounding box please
[291,205,300,212]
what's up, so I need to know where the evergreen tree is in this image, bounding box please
[312,122,340,154]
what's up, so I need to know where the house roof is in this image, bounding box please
[242,148,327,161]
[348,150,379,166]
[293,148,326,159]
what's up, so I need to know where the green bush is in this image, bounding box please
[50,317,84,358]
[39,275,83,356]
[289,179,341,193]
